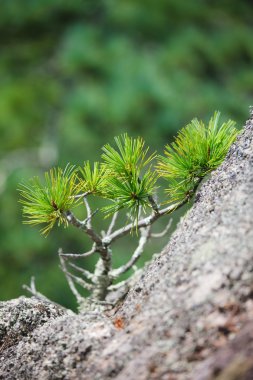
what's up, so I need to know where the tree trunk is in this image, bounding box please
[1,109,253,380]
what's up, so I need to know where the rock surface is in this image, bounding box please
[1,110,253,380]
[0,297,67,354]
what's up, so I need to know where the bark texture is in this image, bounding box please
[1,110,253,380]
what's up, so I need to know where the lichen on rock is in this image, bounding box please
[1,109,253,380]
[0,296,67,353]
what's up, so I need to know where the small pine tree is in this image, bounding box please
[19,111,238,312]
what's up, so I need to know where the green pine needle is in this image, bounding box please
[79,161,107,196]
[103,169,157,217]
[102,134,156,179]
[163,178,198,203]
[18,113,239,235]
[101,134,157,221]
[157,111,238,203]
[18,164,81,235]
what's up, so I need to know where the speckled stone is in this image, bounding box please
[1,109,253,380]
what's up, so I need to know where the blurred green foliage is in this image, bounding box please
[0,0,252,309]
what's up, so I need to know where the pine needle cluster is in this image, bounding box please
[18,111,240,308]
[19,165,81,235]
[79,161,107,196]
[101,134,157,218]
[19,112,239,234]
[157,111,238,203]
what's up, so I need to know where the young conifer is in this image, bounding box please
[19,112,238,312]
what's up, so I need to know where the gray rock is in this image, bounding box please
[1,109,253,379]
[0,296,67,352]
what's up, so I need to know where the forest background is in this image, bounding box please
[0,0,252,310]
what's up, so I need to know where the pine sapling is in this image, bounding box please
[18,111,239,312]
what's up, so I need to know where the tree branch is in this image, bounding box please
[111,226,151,278]
[59,244,97,259]
[83,196,92,229]
[59,258,93,291]
[148,194,159,213]
[71,191,90,199]
[151,219,173,238]
[106,211,119,236]
[107,269,142,291]
[23,276,69,311]
[59,254,85,303]
[104,198,188,245]
[65,211,102,244]
[67,262,95,281]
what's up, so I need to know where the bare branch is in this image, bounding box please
[29,276,37,293]
[151,218,173,238]
[59,244,96,259]
[106,211,119,235]
[108,277,134,291]
[65,211,102,244]
[68,262,94,281]
[148,194,159,213]
[71,191,90,199]
[105,198,188,245]
[87,208,99,221]
[60,260,93,291]
[83,197,92,229]
[111,226,151,278]
[23,276,69,311]
[23,276,48,301]
[59,253,84,303]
